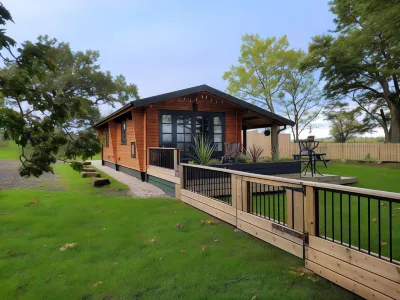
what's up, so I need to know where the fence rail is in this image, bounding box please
[247,131,400,162]
[315,186,399,263]
[179,163,400,299]
[148,147,180,171]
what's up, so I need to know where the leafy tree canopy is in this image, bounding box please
[223,34,323,141]
[303,0,400,143]
[324,101,374,142]
[0,5,139,176]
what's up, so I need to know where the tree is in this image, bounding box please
[302,0,400,143]
[279,52,323,142]
[324,101,374,142]
[223,35,298,113]
[223,35,323,141]
[0,5,139,176]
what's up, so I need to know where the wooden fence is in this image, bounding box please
[247,131,400,162]
[179,163,400,299]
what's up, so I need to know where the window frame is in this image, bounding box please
[121,121,127,145]
[105,128,109,148]
[131,142,136,158]
[158,110,225,156]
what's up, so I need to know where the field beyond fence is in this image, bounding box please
[247,131,400,162]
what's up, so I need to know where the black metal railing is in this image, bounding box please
[183,165,232,205]
[247,182,293,228]
[316,188,399,264]
[149,148,174,169]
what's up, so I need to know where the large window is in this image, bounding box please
[121,121,127,145]
[158,111,224,159]
[105,128,109,147]
[177,116,192,151]
[213,116,222,151]
[161,114,172,143]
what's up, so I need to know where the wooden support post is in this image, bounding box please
[271,124,279,159]
[241,180,249,212]
[304,185,317,236]
[179,164,184,190]
[242,126,247,153]
[231,175,237,208]
[286,189,304,232]
[173,149,180,172]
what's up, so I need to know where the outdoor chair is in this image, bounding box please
[220,142,240,164]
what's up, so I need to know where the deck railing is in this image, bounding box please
[148,147,180,171]
[314,185,399,263]
[179,163,400,299]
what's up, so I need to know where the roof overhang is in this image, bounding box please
[94,84,295,128]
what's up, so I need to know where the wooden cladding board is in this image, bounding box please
[147,165,180,184]
[180,189,236,226]
[306,236,400,300]
[236,211,303,258]
[146,98,242,148]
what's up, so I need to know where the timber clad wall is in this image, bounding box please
[146,98,242,149]
[99,96,243,173]
[102,121,117,164]
[247,131,400,162]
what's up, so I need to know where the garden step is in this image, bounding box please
[81,172,100,178]
[82,168,97,172]
[92,178,111,187]
[83,162,91,165]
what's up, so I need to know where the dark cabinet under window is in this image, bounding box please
[121,121,127,145]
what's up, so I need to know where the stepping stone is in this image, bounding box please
[82,168,97,172]
[81,172,100,178]
[92,178,111,187]
[83,162,91,165]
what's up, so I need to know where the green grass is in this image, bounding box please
[0,140,21,160]
[0,140,101,161]
[316,162,400,260]
[0,165,357,299]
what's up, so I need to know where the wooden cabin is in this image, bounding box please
[94,85,294,195]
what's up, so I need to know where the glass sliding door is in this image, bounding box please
[177,116,192,152]
[159,111,225,162]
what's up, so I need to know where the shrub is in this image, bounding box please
[245,145,264,163]
[207,158,221,165]
[189,135,217,165]
[364,153,376,163]
[235,154,251,163]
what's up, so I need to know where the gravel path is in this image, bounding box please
[0,160,63,190]
[90,161,166,198]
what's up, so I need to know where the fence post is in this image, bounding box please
[174,149,180,172]
[241,180,248,212]
[304,185,317,236]
[179,165,184,190]
[286,189,304,232]
[231,175,237,208]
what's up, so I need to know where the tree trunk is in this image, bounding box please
[389,102,400,143]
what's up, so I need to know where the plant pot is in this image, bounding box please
[307,135,315,141]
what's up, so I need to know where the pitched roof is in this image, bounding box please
[94,84,295,127]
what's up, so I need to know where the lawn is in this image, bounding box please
[0,164,357,300]
[0,140,101,161]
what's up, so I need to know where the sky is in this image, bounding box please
[3,0,384,139]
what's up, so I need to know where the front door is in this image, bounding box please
[159,111,225,162]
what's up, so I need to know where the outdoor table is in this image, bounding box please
[292,152,329,177]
